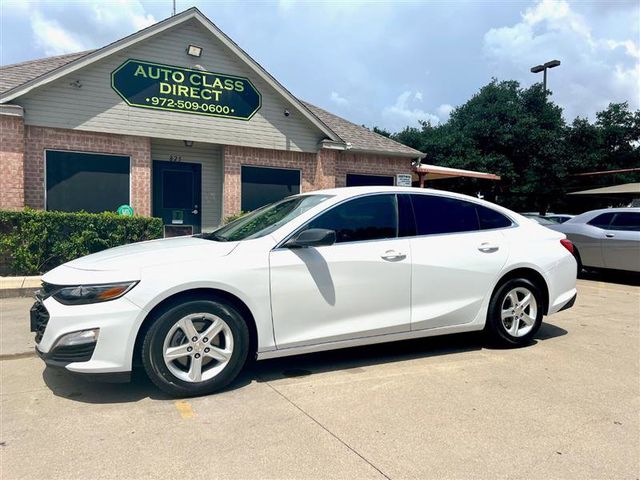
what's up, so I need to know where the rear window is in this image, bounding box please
[609,212,640,231]
[410,195,479,235]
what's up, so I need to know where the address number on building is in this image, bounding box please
[111,59,262,121]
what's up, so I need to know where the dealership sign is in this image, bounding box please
[111,59,261,120]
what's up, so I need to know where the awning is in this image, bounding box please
[413,164,501,181]
[568,183,640,195]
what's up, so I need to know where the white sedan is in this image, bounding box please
[32,187,577,396]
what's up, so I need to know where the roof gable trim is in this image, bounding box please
[0,7,342,143]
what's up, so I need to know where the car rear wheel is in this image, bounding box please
[485,278,543,347]
[142,297,249,397]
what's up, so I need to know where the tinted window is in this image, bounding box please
[346,174,394,187]
[587,213,615,229]
[46,150,129,213]
[307,194,397,243]
[241,166,300,212]
[477,205,513,230]
[162,170,193,209]
[609,212,640,231]
[410,195,479,235]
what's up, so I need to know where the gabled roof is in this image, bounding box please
[302,102,422,157]
[0,7,422,158]
[0,50,95,93]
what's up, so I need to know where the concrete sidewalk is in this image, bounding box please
[0,275,41,298]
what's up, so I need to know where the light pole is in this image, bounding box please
[530,60,561,93]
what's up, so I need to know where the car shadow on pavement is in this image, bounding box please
[579,269,640,287]
[41,321,567,404]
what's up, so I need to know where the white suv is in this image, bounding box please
[32,187,577,397]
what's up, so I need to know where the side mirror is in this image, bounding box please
[285,228,336,248]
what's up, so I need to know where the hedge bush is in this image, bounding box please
[0,209,163,276]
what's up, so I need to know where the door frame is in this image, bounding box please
[152,160,202,233]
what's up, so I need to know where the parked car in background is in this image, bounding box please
[521,214,558,226]
[548,208,640,273]
[545,214,574,224]
[32,187,577,397]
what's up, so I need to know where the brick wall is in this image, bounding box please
[0,114,25,210]
[334,152,413,188]
[222,146,414,217]
[222,145,335,218]
[23,126,152,215]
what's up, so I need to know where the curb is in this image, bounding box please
[0,287,38,299]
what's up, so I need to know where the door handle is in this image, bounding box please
[605,233,615,238]
[478,243,500,253]
[380,250,406,261]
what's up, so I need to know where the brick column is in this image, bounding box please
[0,110,25,210]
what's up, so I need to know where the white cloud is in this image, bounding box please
[382,90,441,130]
[436,103,454,119]
[30,11,86,55]
[330,91,349,106]
[21,1,156,57]
[483,0,640,120]
[414,91,423,101]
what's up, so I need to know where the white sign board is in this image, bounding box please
[395,174,413,187]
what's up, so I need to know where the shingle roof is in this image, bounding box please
[302,101,422,157]
[0,50,95,93]
[1,49,422,158]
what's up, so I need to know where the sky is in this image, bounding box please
[1,0,638,132]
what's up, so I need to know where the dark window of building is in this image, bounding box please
[477,205,513,230]
[346,173,394,187]
[241,166,300,212]
[46,150,129,213]
[587,213,616,229]
[410,194,479,235]
[609,212,640,231]
[307,194,398,243]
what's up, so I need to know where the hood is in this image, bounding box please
[43,236,238,284]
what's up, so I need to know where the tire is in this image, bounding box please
[142,296,249,397]
[572,246,583,276]
[485,278,544,347]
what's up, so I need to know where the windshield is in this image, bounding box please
[204,195,332,242]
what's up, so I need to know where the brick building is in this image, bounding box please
[1,8,425,235]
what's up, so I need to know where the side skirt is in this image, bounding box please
[256,322,485,361]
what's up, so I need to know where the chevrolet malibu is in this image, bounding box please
[32,187,577,397]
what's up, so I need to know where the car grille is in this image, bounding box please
[31,300,50,344]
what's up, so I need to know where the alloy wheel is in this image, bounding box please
[162,313,234,383]
[500,287,538,338]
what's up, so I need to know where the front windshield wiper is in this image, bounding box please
[202,233,228,242]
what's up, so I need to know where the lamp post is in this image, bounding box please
[530,59,561,93]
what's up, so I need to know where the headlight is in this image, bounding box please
[52,282,138,305]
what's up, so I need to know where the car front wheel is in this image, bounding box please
[485,278,543,347]
[142,297,249,397]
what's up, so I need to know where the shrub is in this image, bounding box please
[0,209,163,276]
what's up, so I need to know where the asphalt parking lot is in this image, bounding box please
[1,277,638,479]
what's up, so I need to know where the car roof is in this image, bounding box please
[568,207,640,223]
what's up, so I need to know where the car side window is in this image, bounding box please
[609,212,640,232]
[306,194,398,243]
[587,213,615,229]
[410,194,479,235]
[477,205,513,230]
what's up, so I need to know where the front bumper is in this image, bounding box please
[32,293,142,376]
